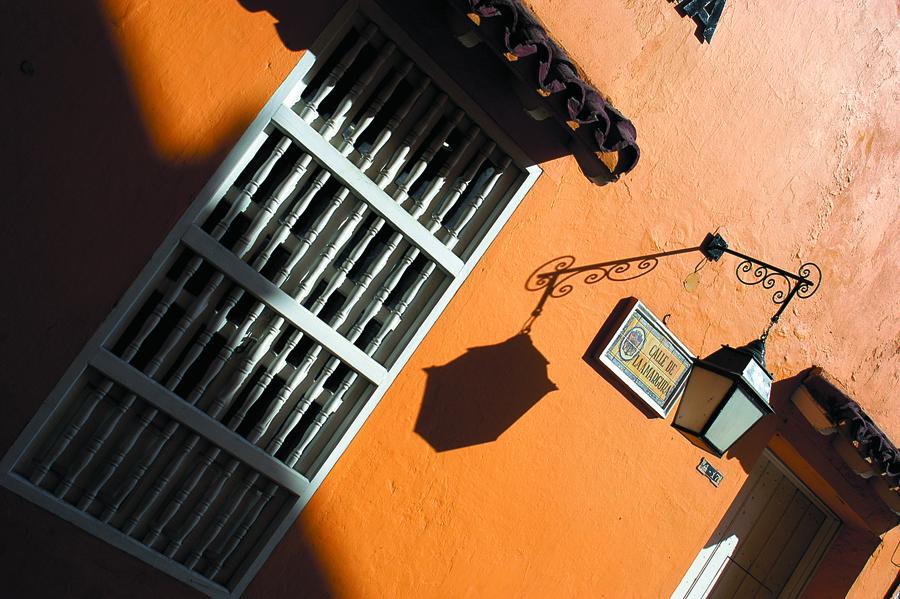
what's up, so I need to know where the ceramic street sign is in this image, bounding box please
[595,299,694,417]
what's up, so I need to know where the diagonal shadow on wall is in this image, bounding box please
[1,0,342,597]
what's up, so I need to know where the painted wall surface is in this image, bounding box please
[1,0,897,597]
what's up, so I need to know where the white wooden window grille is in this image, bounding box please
[0,3,540,597]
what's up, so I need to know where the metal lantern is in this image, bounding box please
[525,231,822,458]
[672,339,774,457]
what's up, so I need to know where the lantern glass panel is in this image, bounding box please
[673,364,732,433]
[704,387,766,454]
[742,358,772,399]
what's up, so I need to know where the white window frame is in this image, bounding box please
[0,2,541,597]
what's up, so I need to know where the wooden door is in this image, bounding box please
[673,451,840,599]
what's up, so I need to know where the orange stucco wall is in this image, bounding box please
[1,0,897,597]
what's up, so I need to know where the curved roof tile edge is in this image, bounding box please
[462,0,640,180]
[804,367,900,491]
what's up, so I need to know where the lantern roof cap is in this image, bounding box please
[737,338,768,373]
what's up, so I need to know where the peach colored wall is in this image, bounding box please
[1,0,897,597]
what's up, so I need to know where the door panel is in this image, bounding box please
[673,452,840,599]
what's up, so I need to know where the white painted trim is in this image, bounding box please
[0,48,316,478]
[271,106,465,276]
[671,451,842,599]
[182,225,388,386]
[305,161,541,478]
[0,2,543,596]
[1,472,233,599]
[90,350,311,497]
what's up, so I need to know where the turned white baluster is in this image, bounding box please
[282,187,350,282]
[318,41,395,141]
[329,234,402,329]
[266,370,330,457]
[97,422,176,526]
[142,442,218,547]
[186,471,261,571]
[30,380,113,486]
[163,458,240,558]
[144,271,224,377]
[427,141,496,234]
[54,390,135,499]
[374,95,448,187]
[339,60,413,154]
[354,72,429,172]
[406,125,482,220]
[306,215,381,316]
[299,24,377,122]
[248,344,324,445]
[211,309,285,426]
[341,260,408,342]
[253,169,329,269]
[231,154,313,259]
[392,110,464,204]
[291,199,367,303]
[118,419,200,534]
[205,482,277,579]
[216,136,295,239]
[284,382,348,466]
[443,156,511,246]
[225,329,303,432]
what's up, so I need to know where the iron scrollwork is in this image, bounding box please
[522,249,695,333]
[526,255,660,299]
[734,259,822,306]
[702,233,822,337]
[524,233,822,338]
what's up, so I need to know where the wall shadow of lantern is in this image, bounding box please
[416,334,557,452]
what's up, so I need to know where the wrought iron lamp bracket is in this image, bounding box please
[525,233,822,339]
[701,233,822,339]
